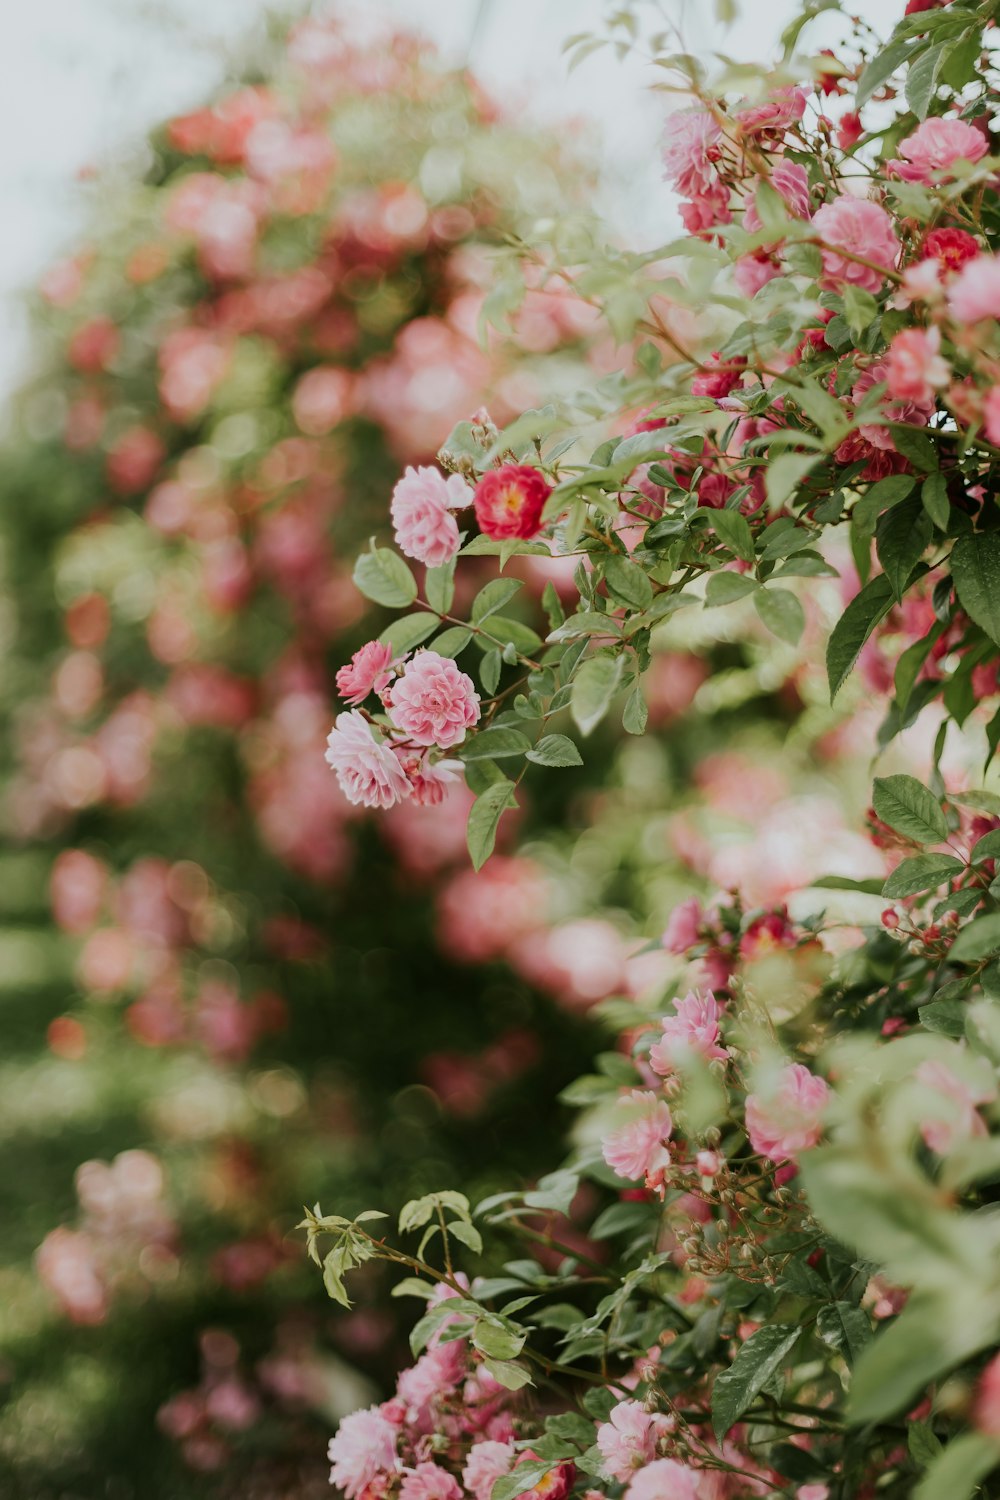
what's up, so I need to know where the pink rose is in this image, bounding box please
[734,87,808,138]
[649,991,728,1073]
[597,1401,675,1483]
[602,1090,673,1185]
[662,107,722,199]
[884,327,949,405]
[811,195,900,293]
[947,254,1000,322]
[325,710,411,809]
[852,359,935,449]
[388,651,481,749]
[463,1441,516,1500]
[915,1058,995,1155]
[399,1463,463,1500]
[335,640,396,705]
[391,465,472,568]
[662,897,703,954]
[745,1062,829,1163]
[887,117,987,183]
[624,1459,700,1500]
[734,251,782,297]
[743,160,811,232]
[327,1406,398,1499]
[473,464,551,541]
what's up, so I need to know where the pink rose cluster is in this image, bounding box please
[325,649,480,810]
[745,1062,829,1163]
[390,461,554,567]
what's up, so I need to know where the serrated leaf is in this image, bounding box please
[706,507,755,562]
[914,1433,999,1500]
[872,774,948,845]
[432,626,473,657]
[571,653,624,735]
[482,1357,533,1391]
[449,1219,483,1254]
[353,547,418,608]
[705,570,759,605]
[882,854,962,898]
[754,587,805,646]
[876,499,931,604]
[604,554,653,609]
[922,471,950,530]
[827,574,894,699]
[815,1303,872,1366]
[906,41,946,119]
[458,727,531,761]
[711,1325,801,1440]
[467,779,517,870]
[526,733,583,767]
[856,37,917,107]
[951,534,1000,648]
[765,452,821,508]
[379,611,439,654]
[950,913,1000,963]
[972,830,1000,864]
[472,579,523,624]
[480,648,502,696]
[623,682,648,734]
[425,559,456,615]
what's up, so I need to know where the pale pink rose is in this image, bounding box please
[397,1342,467,1425]
[387,651,480,749]
[733,251,782,297]
[852,359,935,449]
[649,991,728,1073]
[888,117,987,182]
[390,465,472,567]
[624,1458,700,1500]
[892,257,944,309]
[662,897,703,954]
[335,641,396,705]
[696,1150,721,1177]
[602,1090,673,1184]
[734,87,808,137]
[403,755,464,807]
[948,254,1000,322]
[743,160,811,232]
[985,385,1000,446]
[915,1058,996,1154]
[327,1406,398,1498]
[811,196,900,293]
[324,710,411,809]
[745,1063,829,1163]
[463,1441,517,1500]
[884,327,949,405]
[661,108,723,198]
[399,1464,463,1500]
[597,1401,675,1483]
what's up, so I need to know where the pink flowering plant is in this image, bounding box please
[317,4,1000,1497]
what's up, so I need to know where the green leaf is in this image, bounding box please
[623,682,648,735]
[458,728,531,761]
[482,1357,533,1391]
[972,829,1000,864]
[571,653,624,736]
[492,1462,552,1500]
[472,1318,524,1360]
[705,571,759,606]
[754,588,805,646]
[449,1219,483,1254]
[479,616,543,657]
[889,424,938,473]
[914,1433,999,1500]
[842,284,878,339]
[909,1422,943,1469]
[432,626,473,657]
[353,547,418,608]
[706,507,755,562]
[856,37,917,108]
[480,648,502,696]
[524,1168,580,1216]
[711,1325,801,1440]
[951,913,1000,963]
[472,579,523,624]
[876,499,931,604]
[872,774,948,845]
[815,1302,872,1366]
[827,574,894,699]
[765,452,821,508]
[378,611,438,654]
[905,41,946,119]
[526,733,583,767]
[922,472,950,531]
[322,1251,351,1308]
[604,555,653,609]
[467,780,517,871]
[952,534,1000,648]
[919,1000,967,1037]
[882,854,963,898]
[425,559,456,615]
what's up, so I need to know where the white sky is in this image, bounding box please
[0,0,898,398]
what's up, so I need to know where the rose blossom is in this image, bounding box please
[473,464,552,540]
[837,112,863,151]
[661,107,722,198]
[649,991,728,1072]
[597,1401,674,1482]
[888,117,987,183]
[327,1406,398,1498]
[884,327,949,405]
[734,86,807,138]
[915,1058,995,1154]
[401,755,464,807]
[602,1090,673,1184]
[745,1062,829,1163]
[743,160,811,233]
[325,710,410,809]
[390,465,472,567]
[335,640,396,705]
[811,196,900,293]
[662,897,703,954]
[734,251,781,297]
[399,1464,463,1500]
[947,254,1000,322]
[852,359,935,448]
[463,1441,516,1500]
[625,1459,701,1500]
[691,354,747,400]
[387,651,480,749]
[922,226,979,273]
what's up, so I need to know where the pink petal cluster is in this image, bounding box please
[851,359,936,449]
[391,465,472,568]
[884,327,949,405]
[888,117,988,183]
[734,87,807,138]
[985,385,1000,446]
[974,1352,1000,1438]
[662,107,723,199]
[743,160,811,233]
[691,354,746,400]
[811,196,900,293]
[335,640,395,705]
[327,1406,398,1498]
[400,755,464,808]
[602,1090,673,1185]
[662,897,703,954]
[462,1441,516,1500]
[625,1458,701,1500]
[325,710,410,809]
[399,1463,463,1500]
[915,1058,995,1155]
[387,651,481,749]
[596,1401,674,1483]
[649,991,728,1073]
[947,253,1000,322]
[745,1063,829,1163]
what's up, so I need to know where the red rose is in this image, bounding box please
[921,226,980,274]
[473,463,551,540]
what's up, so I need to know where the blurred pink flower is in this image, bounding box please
[649,991,728,1072]
[327,1406,398,1498]
[745,1063,829,1163]
[888,117,987,182]
[602,1090,673,1184]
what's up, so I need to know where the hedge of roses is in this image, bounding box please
[311,4,1000,1500]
